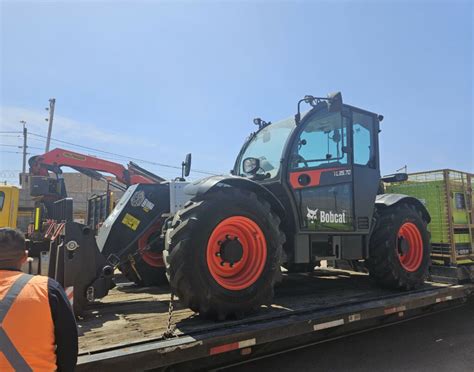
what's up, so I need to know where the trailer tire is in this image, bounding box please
[367,202,431,290]
[164,188,285,320]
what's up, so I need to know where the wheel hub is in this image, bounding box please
[398,236,410,256]
[397,222,423,272]
[219,236,243,266]
[206,216,267,291]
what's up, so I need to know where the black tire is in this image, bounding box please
[119,257,167,286]
[164,188,285,320]
[367,202,431,290]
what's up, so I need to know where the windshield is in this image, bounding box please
[237,117,295,179]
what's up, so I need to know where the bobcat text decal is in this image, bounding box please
[306,207,347,224]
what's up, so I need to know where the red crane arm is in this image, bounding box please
[29,148,157,185]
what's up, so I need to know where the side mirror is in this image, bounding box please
[381,173,408,183]
[242,157,260,175]
[182,153,192,178]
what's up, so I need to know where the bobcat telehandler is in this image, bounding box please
[162,92,431,319]
[29,92,431,318]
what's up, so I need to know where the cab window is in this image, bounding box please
[0,192,4,211]
[353,112,375,168]
[291,112,348,169]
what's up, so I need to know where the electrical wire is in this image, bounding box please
[26,137,181,177]
[0,144,46,151]
[0,150,35,155]
[28,132,222,176]
[26,137,184,178]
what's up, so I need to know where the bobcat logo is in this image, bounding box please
[131,191,146,207]
[306,207,319,222]
[306,207,347,224]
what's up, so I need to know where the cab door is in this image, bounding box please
[351,109,380,233]
[287,109,354,233]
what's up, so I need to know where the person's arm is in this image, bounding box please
[48,278,78,372]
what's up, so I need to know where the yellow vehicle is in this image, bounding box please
[0,185,19,228]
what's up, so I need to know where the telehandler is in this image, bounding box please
[162,92,431,319]
[27,92,431,319]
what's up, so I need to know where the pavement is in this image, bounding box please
[226,298,474,372]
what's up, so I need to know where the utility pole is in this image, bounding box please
[20,120,27,174]
[45,98,56,152]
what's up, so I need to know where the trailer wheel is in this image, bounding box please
[120,223,167,286]
[164,189,285,320]
[367,202,431,290]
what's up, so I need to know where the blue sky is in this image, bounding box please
[1,0,472,184]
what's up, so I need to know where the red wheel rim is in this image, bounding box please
[138,223,164,268]
[397,222,423,272]
[206,216,267,291]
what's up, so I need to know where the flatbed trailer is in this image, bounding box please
[76,269,474,371]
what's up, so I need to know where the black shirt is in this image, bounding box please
[47,278,78,371]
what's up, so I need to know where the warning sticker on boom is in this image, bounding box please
[122,213,140,231]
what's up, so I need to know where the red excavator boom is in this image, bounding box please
[29,148,164,186]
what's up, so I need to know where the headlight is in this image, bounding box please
[242,157,260,174]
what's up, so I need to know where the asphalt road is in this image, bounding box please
[225,298,474,372]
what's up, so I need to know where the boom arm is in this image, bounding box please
[29,148,164,186]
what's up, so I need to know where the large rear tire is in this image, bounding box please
[367,202,431,290]
[164,189,285,320]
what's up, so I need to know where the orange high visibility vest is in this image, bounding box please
[0,271,56,371]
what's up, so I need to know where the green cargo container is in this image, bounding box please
[386,169,473,266]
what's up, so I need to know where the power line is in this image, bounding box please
[0,150,35,155]
[0,144,43,150]
[25,137,183,177]
[28,132,221,176]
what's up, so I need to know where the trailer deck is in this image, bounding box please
[76,269,473,371]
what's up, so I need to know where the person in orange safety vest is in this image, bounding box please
[0,228,78,371]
